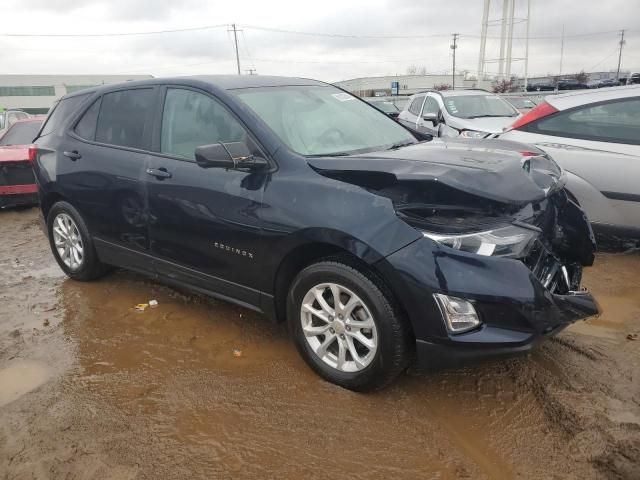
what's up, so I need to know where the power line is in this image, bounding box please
[0,22,634,41]
[239,24,451,39]
[0,24,228,38]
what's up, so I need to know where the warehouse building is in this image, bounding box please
[0,74,153,114]
[333,74,493,97]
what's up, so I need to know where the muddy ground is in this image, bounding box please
[0,207,638,479]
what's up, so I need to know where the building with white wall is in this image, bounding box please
[0,75,153,114]
[333,74,494,97]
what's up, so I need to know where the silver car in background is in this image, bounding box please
[397,89,520,139]
[497,85,640,245]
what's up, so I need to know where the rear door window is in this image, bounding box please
[39,94,88,137]
[74,98,102,141]
[160,88,246,160]
[531,97,640,145]
[95,88,155,150]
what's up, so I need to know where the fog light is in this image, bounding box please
[433,294,481,334]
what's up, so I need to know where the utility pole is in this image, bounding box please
[245,68,257,75]
[559,24,565,81]
[229,23,241,75]
[616,29,626,80]
[451,33,459,89]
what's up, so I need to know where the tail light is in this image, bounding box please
[28,145,37,164]
[508,101,558,131]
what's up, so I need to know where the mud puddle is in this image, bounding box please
[1,208,639,479]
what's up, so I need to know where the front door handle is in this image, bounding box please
[146,167,172,179]
[63,150,82,161]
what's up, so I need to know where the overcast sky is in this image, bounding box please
[1,0,638,82]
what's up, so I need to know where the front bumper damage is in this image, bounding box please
[375,219,600,372]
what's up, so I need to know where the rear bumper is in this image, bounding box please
[0,187,38,208]
[0,183,38,195]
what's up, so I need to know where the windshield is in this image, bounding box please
[0,121,43,146]
[235,85,416,156]
[443,95,519,118]
[369,100,399,114]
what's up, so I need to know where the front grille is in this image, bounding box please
[0,162,35,186]
[522,240,571,294]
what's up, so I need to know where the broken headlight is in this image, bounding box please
[423,224,538,258]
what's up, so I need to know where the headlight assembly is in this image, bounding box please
[458,129,489,138]
[423,224,538,258]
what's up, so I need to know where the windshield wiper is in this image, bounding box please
[466,114,518,119]
[307,152,352,157]
[386,141,415,151]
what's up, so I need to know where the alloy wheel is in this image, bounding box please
[52,213,84,270]
[300,282,378,373]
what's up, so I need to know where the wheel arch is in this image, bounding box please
[270,236,415,345]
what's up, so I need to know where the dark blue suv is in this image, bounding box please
[32,76,600,391]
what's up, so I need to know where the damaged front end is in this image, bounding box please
[308,140,600,370]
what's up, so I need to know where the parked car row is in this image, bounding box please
[28,76,602,390]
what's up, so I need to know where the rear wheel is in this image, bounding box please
[288,260,412,391]
[47,201,109,281]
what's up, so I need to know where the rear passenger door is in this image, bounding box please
[66,87,157,269]
[145,86,267,306]
[398,95,425,131]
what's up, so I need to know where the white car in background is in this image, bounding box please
[398,89,520,139]
[497,85,640,246]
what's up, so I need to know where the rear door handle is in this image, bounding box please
[63,150,82,160]
[146,167,172,179]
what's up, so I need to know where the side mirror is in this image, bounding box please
[195,142,268,170]
[422,112,437,126]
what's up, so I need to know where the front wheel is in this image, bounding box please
[288,260,412,391]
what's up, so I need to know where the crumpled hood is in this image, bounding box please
[0,145,30,163]
[307,138,565,205]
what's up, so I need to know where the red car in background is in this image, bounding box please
[0,117,44,208]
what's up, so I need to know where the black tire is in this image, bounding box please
[288,259,413,392]
[47,201,110,281]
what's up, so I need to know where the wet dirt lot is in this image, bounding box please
[1,208,638,479]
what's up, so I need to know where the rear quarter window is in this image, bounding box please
[39,94,88,137]
[529,97,640,145]
[74,98,102,141]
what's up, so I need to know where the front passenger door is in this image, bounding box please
[145,87,268,306]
